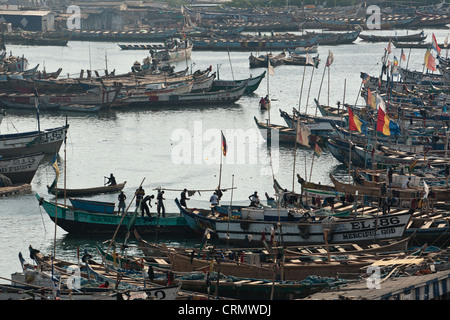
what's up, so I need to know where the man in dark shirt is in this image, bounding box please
[157,190,165,217]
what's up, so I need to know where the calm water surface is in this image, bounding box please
[0,29,448,282]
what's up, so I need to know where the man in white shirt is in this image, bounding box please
[210,191,219,214]
[402,177,411,189]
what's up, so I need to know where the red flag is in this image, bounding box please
[401,49,406,61]
[432,33,441,54]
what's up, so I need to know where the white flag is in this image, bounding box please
[268,60,274,76]
[423,180,429,199]
[306,53,315,66]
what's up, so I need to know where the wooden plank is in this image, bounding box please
[421,221,434,229]
[154,258,169,265]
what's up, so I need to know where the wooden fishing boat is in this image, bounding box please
[191,72,215,92]
[288,45,318,55]
[69,198,116,214]
[393,41,445,49]
[151,271,351,300]
[85,261,182,299]
[35,193,193,236]
[0,87,121,110]
[0,153,45,184]
[0,124,68,158]
[249,51,287,68]
[359,31,426,43]
[254,116,334,145]
[284,54,320,67]
[295,174,342,199]
[191,34,320,51]
[119,83,247,107]
[211,71,265,93]
[330,173,450,202]
[47,181,127,197]
[304,29,361,45]
[151,38,193,62]
[120,81,195,105]
[175,197,412,247]
[162,243,406,281]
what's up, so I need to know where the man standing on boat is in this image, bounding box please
[180,188,190,208]
[135,186,145,209]
[142,194,154,217]
[157,190,166,217]
[118,191,126,214]
[210,191,219,214]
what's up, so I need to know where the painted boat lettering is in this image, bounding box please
[350,216,401,230]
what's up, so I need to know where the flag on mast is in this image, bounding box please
[221,130,228,156]
[424,49,437,72]
[325,50,334,67]
[432,33,441,55]
[296,121,311,147]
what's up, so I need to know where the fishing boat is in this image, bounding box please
[0,87,122,110]
[85,261,182,299]
[294,175,342,199]
[119,83,247,107]
[284,54,320,67]
[288,45,318,55]
[254,116,334,145]
[162,241,409,281]
[119,81,195,105]
[191,72,216,92]
[211,71,266,93]
[151,270,352,300]
[35,193,193,236]
[191,34,320,51]
[69,198,116,214]
[249,51,287,68]
[151,38,193,62]
[0,124,68,158]
[47,180,126,197]
[359,31,426,43]
[0,153,45,184]
[304,29,362,45]
[175,196,412,247]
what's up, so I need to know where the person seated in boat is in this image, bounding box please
[180,188,190,208]
[99,281,109,288]
[142,194,154,217]
[248,191,260,207]
[401,177,411,189]
[118,191,127,214]
[106,173,117,186]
